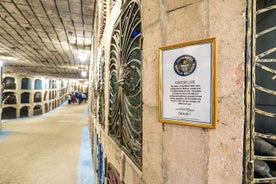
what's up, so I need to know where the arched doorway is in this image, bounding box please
[20,106,29,118]
[2,107,16,119]
[33,105,42,116]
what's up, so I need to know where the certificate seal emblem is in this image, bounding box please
[174,55,196,76]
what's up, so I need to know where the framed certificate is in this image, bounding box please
[158,37,217,128]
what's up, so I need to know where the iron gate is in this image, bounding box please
[245,0,276,183]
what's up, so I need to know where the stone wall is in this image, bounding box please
[91,0,246,183]
[1,73,79,119]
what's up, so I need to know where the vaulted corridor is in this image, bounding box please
[0,0,275,183]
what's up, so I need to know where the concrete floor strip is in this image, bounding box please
[77,126,95,184]
[0,130,10,140]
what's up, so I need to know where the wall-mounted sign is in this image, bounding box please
[158,37,217,128]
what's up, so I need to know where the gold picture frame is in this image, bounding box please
[158,37,218,128]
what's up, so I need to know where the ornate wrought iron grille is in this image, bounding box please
[107,163,124,184]
[111,0,116,7]
[245,0,276,183]
[99,49,106,129]
[108,0,142,169]
[98,0,107,43]
[97,142,105,184]
[93,81,98,116]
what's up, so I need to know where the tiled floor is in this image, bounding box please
[0,102,95,184]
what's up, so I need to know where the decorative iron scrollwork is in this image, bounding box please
[98,0,107,43]
[245,0,276,183]
[109,0,142,168]
[107,163,120,184]
[97,142,105,184]
[107,162,124,184]
[99,49,106,128]
[116,64,139,96]
[93,82,98,116]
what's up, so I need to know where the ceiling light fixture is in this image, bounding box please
[81,71,87,77]
[79,52,87,62]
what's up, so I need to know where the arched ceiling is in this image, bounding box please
[0,0,96,78]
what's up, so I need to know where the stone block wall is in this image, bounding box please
[91,0,246,183]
